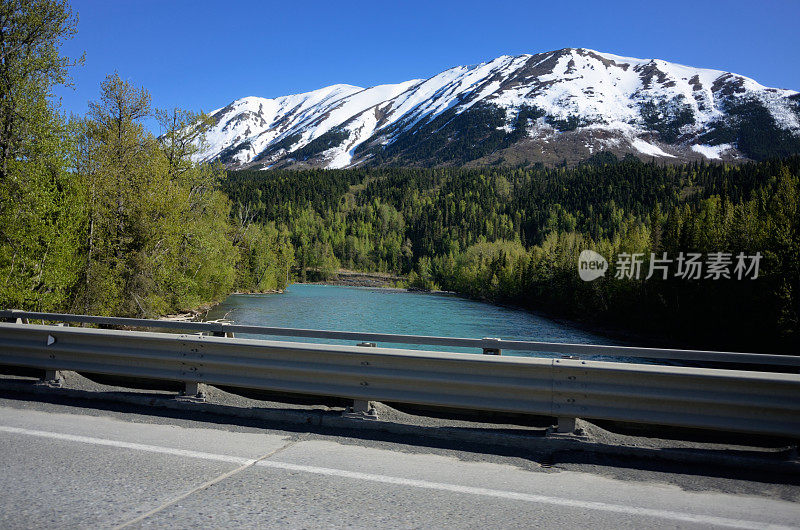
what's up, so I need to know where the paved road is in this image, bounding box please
[0,395,797,529]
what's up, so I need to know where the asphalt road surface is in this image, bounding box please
[0,395,798,529]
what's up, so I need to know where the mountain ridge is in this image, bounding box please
[195,48,800,169]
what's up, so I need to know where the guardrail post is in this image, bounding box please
[556,417,577,434]
[550,357,588,437]
[177,336,207,402]
[179,381,207,402]
[33,322,65,387]
[341,342,380,420]
[38,369,63,387]
[343,399,378,420]
[482,337,501,355]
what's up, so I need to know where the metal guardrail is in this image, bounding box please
[0,321,798,438]
[1,309,798,368]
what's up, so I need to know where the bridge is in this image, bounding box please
[0,310,798,527]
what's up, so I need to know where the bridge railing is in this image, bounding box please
[0,309,798,368]
[0,319,798,438]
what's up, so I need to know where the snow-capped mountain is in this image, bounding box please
[195,48,800,169]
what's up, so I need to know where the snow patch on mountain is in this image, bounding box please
[194,48,800,168]
[691,143,734,160]
[631,138,675,158]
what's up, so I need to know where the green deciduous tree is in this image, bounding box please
[76,73,239,316]
[0,0,83,311]
[1,1,294,317]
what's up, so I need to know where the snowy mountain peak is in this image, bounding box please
[196,49,800,169]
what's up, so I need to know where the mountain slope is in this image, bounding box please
[195,48,800,168]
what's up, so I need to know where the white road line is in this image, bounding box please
[255,461,792,530]
[0,424,792,530]
[0,425,254,465]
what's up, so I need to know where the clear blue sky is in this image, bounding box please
[54,0,800,132]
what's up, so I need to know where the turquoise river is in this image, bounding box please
[204,284,620,358]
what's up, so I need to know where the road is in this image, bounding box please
[0,394,797,529]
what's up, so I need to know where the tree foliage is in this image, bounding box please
[0,6,294,317]
[0,0,82,311]
[72,73,294,316]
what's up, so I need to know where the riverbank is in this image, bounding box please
[162,302,219,322]
[302,270,405,289]
[161,289,285,322]
[301,269,458,295]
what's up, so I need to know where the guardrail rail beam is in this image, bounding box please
[0,318,798,439]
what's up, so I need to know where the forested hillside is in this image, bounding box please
[224,156,800,352]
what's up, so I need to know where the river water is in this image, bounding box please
[204,284,619,358]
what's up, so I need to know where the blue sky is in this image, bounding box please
[54,0,800,132]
